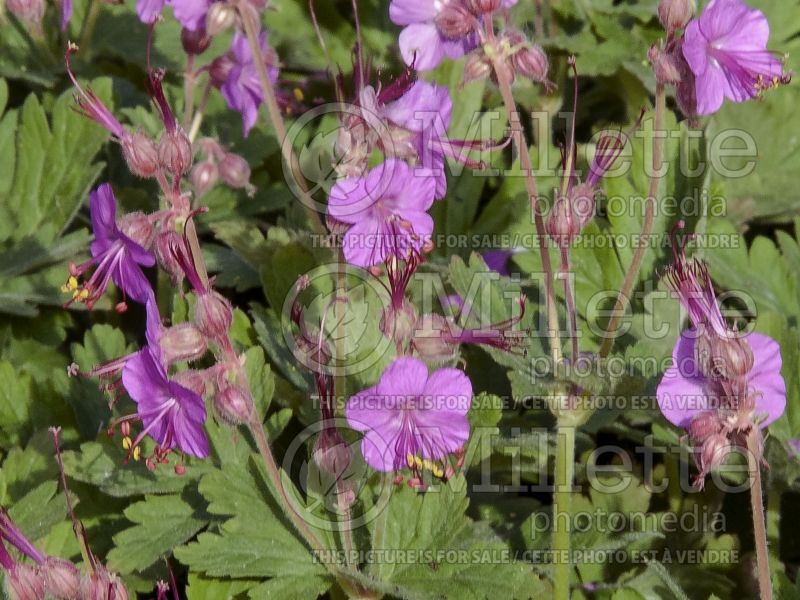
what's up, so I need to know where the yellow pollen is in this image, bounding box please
[122,436,132,450]
[132,446,141,461]
[407,453,415,468]
[293,88,304,102]
[77,289,90,301]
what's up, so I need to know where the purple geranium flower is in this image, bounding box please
[122,344,209,459]
[218,31,279,137]
[61,0,72,30]
[346,357,472,472]
[64,184,155,310]
[171,0,213,31]
[328,159,436,267]
[137,0,166,23]
[681,0,786,115]
[657,330,786,429]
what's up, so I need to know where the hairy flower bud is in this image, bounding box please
[6,0,44,26]
[121,131,160,178]
[117,212,154,249]
[213,385,253,425]
[206,2,236,36]
[434,1,475,39]
[463,50,492,85]
[158,130,193,177]
[569,183,596,229]
[649,45,681,85]
[195,291,233,340]
[546,196,580,248]
[80,569,128,600]
[687,411,723,443]
[6,564,45,600]
[159,323,208,364]
[313,427,351,480]
[699,432,729,475]
[218,153,251,189]
[154,230,186,286]
[411,314,459,363]
[191,160,219,196]
[709,334,754,380]
[465,0,500,15]
[42,557,81,600]
[658,0,695,33]
[511,43,549,83]
[181,26,212,55]
[209,55,234,89]
[380,301,418,348]
[173,369,209,397]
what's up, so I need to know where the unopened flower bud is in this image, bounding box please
[173,370,208,397]
[380,301,418,348]
[511,43,549,83]
[463,51,492,85]
[42,557,80,600]
[694,333,713,377]
[313,427,351,480]
[206,2,236,36]
[434,2,475,39]
[688,411,723,443]
[158,130,193,176]
[195,291,233,339]
[709,334,754,380]
[293,332,331,368]
[213,385,253,424]
[699,432,729,474]
[181,26,212,55]
[6,0,44,26]
[546,196,580,248]
[121,131,160,178]
[465,0,500,15]
[117,211,155,249]
[80,569,128,600]
[6,564,45,600]
[159,323,208,364]
[658,0,695,33]
[191,160,219,196]
[649,45,681,84]
[209,55,234,89]
[569,183,596,229]
[154,230,186,286]
[218,153,251,189]
[411,314,459,364]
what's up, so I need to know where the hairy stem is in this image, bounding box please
[747,431,772,600]
[236,3,327,236]
[552,421,575,600]
[484,18,562,365]
[599,84,665,358]
[182,54,196,130]
[559,247,578,360]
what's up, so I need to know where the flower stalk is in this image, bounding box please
[552,421,575,600]
[747,430,772,600]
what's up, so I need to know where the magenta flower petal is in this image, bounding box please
[389,0,437,26]
[399,23,448,71]
[171,0,211,31]
[744,332,786,426]
[137,0,166,23]
[656,331,709,428]
[61,0,73,31]
[382,81,453,133]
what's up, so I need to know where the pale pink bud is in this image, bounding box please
[191,160,219,196]
[648,45,681,85]
[213,385,253,424]
[206,2,236,36]
[218,153,251,189]
[709,334,754,380]
[173,370,209,397]
[313,428,351,480]
[687,411,723,443]
[159,323,208,364]
[546,197,580,248]
[658,0,695,33]
[209,55,234,89]
[569,182,596,229]
[380,301,418,348]
[465,0,500,15]
[121,131,160,178]
[463,51,492,85]
[434,2,475,39]
[117,212,154,249]
[411,314,459,363]
[195,291,233,340]
[6,0,44,26]
[512,44,549,83]
[158,130,193,177]
[42,557,80,600]
[154,230,186,286]
[6,564,45,600]
[181,26,212,55]
[80,569,128,600]
[699,433,729,475]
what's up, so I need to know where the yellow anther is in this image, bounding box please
[432,465,444,478]
[293,88,304,102]
[77,289,90,301]
[122,436,132,450]
[68,276,78,290]
[407,453,415,468]
[414,455,424,468]
[132,446,141,461]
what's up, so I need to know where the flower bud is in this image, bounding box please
[213,385,253,424]
[42,557,80,600]
[218,153,251,189]
[181,26,212,55]
[158,130,193,177]
[154,230,186,286]
[699,432,729,474]
[569,183,596,229]
[694,333,713,378]
[117,211,155,249]
[433,2,475,39]
[209,55,234,89]
[191,160,219,196]
[465,0,500,15]
[159,323,208,364]
[121,131,160,178]
[411,314,459,364]
[380,301,418,348]
[658,0,695,33]
[6,0,44,26]
[709,334,754,380]
[195,291,233,340]
[293,332,332,368]
[206,2,236,36]
[648,45,681,85]
[687,411,723,443]
[546,196,580,248]
[80,569,128,600]
[173,369,209,397]
[313,427,351,480]
[6,564,45,600]
[462,50,492,85]
[511,43,549,83]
